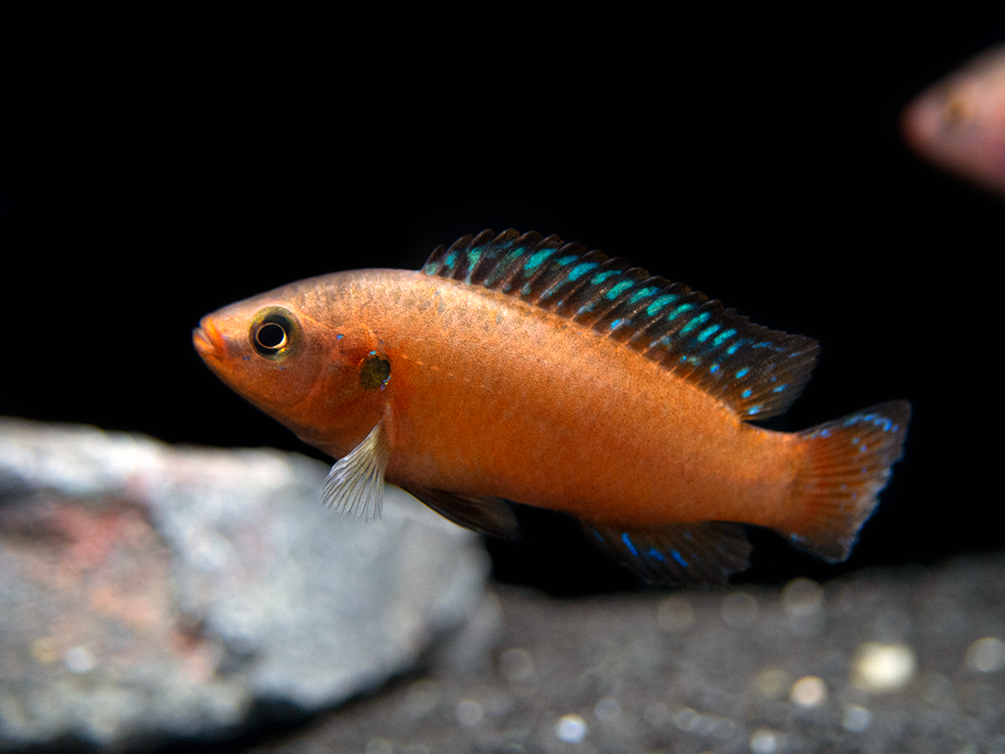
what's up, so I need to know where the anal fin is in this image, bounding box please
[398,484,520,541]
[584,521,752,585]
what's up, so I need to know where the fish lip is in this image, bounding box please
[192,316,223,358]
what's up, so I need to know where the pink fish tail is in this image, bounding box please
[783,400,911,562]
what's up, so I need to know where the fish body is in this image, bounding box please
[194,230,910,584]
[902,43,1005,199]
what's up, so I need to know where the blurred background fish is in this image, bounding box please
[902,42,1005,200]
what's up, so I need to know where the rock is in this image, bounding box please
[0,418,491,751]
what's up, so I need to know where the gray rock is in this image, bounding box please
[0,418,491,751]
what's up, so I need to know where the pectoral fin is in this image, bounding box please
[322,419,391,520]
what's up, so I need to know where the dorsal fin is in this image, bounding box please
[422,230,819,420]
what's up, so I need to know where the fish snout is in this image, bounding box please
[193,315,224,359]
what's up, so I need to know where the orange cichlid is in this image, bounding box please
[902,43,1005,200]
[193,230,910,584]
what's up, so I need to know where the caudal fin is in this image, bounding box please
[784,400,911,562]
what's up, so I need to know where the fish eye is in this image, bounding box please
[250,307,300,359]
[257,322,287,349]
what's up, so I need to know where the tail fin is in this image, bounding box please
[784,400,911,562]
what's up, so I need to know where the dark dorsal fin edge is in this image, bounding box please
[422,230,819,420]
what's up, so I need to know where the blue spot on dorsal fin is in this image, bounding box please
[422,230,819,420]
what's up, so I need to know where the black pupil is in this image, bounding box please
[257,322,286,349]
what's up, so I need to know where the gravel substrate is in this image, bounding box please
[246,552,1005,754]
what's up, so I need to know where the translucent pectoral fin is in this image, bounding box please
[322,419,391,520]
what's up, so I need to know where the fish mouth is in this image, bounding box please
[192,316,223,359]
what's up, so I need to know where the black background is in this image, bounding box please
[3,3,1003,594]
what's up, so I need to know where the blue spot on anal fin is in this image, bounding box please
[620,532,639,557]
[581,521,752,586]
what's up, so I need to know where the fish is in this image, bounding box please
[193,230,910,585]
[902,43,1005,200]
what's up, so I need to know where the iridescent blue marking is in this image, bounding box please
[647,547,666,562]
[555,254,578,267]
[605,280,635,299]
[336,334,344,340]
[646,294,678,316]
[610,318,624,330]
[667,303,695,321]
[671,550,688,567]
[752,341,771,349]
[748,404,763,415]
[741,388,752,399]
[772,384,787,393]
[467,249,482,266]
[567,262,599,281]
[696,324,720,343]
[500,248,531,269]
[524,248,556,271]
[591,270,619,285]
[713,328,736,347]
[621,533,638,557]
[444,250,458,269]
[725,339,748,356]
[423,261,438,275]
[736,367,750,378]
[680,311,711,335]
[710,363,720,374]
[629,286,659,304]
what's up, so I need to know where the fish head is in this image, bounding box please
[901,44,1005,198]
[193,278,392,458]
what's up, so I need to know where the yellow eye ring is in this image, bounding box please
[250,307,300,359]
